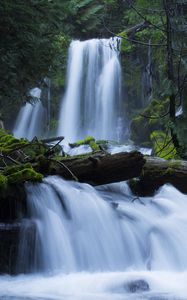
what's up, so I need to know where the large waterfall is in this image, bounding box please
[58,38,125,142]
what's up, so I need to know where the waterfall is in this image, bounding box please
[141,40,153,106]
[58,38,124,142]
[1,176,184,299]
[13,88,47,140]
[18,176,187,274]
[13,101,45,140]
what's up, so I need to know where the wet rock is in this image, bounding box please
[127,279,150,293]
[0,221,36,274]
[0,223,21,274]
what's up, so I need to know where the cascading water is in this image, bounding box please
[19,176,187,274]
[13,101,45,140]
[58,38,125,142]
[13,88,46,140]
[2,37,187,300]
[1,176,187,299]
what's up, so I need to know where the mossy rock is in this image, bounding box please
[0,129,28,154]
[7,167,43,184]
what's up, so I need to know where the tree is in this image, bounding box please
[106,0,187,157]
[0,0,68,127]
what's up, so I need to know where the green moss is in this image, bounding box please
[168,160,181,169]
[96,140,109,145]
[165,167,174,175]
[89,140,100,151]
[76,136,95,146]
[0,130,28,154]
[6,166,43,184]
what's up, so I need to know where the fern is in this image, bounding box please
[79,5,103,21]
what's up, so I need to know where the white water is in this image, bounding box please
[1,177,187,299]
[13,101,46,140]
[4,37,187,299]
[58,38,125,142]
[13,88,46,140]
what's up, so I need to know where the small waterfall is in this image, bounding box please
[19,176,187,274]
[13,101,45,140]
[44,77,51,132]
[13,88,47,140]
[141,40,153,106]
[58,38,124,142]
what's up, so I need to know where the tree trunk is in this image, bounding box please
[164,0,180,150]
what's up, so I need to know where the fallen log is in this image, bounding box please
[36,151,187,194]
[41,151,145,185]
[129,156,187,196]
[41,152,187,195]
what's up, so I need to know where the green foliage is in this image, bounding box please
[130,98,169,145]
[0,174,8,190]
[118,31,135,53]
[0,0,70,128]
[150,130,176,159]
[66,0,104,36]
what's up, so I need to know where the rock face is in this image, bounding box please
[126,279,150,293]
[0,185,27,274]
[0,223,20,274]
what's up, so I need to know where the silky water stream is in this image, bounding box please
[1,177,187,300]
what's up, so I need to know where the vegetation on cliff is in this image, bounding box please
[0,0,186,159]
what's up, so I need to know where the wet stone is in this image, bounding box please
[126,279,150,293]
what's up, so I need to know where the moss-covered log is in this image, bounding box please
[42,151,146,185]
[129,156,187,196]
